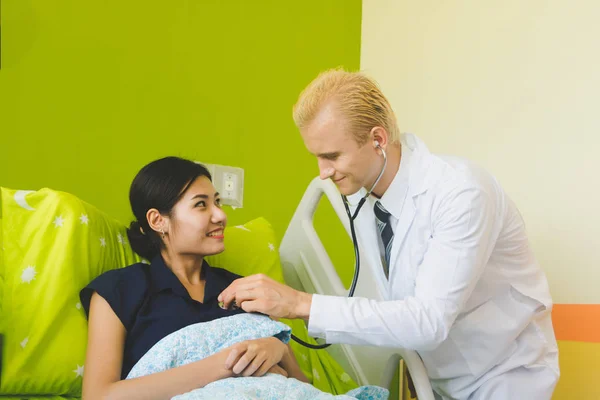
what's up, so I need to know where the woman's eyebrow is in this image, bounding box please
[190,192,220,201]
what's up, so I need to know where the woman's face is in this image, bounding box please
[165,176,227,257]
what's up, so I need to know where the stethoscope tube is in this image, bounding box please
[291,145,387,349]
[289,196,366,349]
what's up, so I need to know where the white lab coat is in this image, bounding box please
[308,134,559,400]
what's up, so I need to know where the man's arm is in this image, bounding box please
[219,186,500,350]
[307,186,500,350]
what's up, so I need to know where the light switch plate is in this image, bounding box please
[195,162,244,208]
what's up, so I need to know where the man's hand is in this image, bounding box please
[218,274,312,320]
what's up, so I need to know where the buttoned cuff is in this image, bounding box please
[307,294,334,339]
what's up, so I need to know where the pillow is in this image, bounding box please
[0,187,141,396]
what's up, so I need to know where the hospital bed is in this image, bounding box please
[280,177,435,400]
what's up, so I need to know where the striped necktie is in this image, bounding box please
[374,201,394,279]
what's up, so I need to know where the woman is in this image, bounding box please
[80,156,307,400]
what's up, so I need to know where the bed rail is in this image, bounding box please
[279,177,435,400]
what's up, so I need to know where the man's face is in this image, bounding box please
[299,104,382,196]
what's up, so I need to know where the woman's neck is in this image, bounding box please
[160,251,205,285]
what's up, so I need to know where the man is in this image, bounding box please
[218,69,559,399]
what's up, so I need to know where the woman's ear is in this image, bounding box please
[146,208,168,234]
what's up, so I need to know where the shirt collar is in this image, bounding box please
[148,255,229,302]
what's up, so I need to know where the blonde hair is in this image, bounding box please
[293,68,400,144]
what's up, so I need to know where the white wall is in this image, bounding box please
[361,0,600,304]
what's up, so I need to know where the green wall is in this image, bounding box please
[0,0,360,283]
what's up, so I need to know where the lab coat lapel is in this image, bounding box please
[351,194,391,298]
[388,198,416,271]
[388,136,432,272]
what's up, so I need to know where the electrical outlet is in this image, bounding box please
[195,161,244,208]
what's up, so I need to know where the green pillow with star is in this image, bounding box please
[0,187,141,396]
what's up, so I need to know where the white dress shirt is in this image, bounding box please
[308,134,559,399]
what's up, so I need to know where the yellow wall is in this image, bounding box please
[361,1,600,398]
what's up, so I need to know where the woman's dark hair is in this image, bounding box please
[126,156,212,260]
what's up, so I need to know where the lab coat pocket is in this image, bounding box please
[448,300,516,378]
[420,299,512,380]
[449,288,542,378]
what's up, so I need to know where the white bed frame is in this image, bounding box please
[279,177,435,400]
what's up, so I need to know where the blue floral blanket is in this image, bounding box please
[126,313,388,400]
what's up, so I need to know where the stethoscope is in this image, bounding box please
[291,142,388,349]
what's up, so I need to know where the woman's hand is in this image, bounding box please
[224,337,287,377]
[266,364,288,378]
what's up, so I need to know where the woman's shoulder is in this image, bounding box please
[94,262,151,284]
[80,262,151,320]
